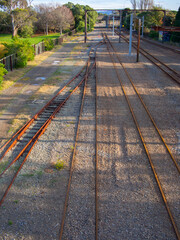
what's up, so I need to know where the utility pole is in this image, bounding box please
[141,16,144,37]
[113,15,114,36]
[119,10,122,43]
[89,16,90,31]
[136,19,141,62]
[129,13,133,56]
[85,10,87,43]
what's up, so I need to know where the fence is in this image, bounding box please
[0,54,17,71]
[0,30,76,71]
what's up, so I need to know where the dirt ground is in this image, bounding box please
[0,29,179,239]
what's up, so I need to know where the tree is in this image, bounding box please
[130,0,137,10]
[65,2,98,32]
[174,7,180,27]
[137,0,154,10]
[0,0,36,37]
[35,4,54,35]
[137,6,164,28]
[171,7,180,42]
[164,11,176,26]
[0,10,11,32]
[53,5,74,35]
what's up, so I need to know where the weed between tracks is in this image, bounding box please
[0,160,9,173]
[8,220,13,226]
[54,160,64,170]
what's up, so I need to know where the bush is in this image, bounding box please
[3,38,34,68]
[148,30,159,39]
[0,63,8,87]
[18,25,34,38]
[44,38,54,51]
[76,21,85,32]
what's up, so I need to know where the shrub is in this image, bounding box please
[148,30,159,39]
[44,38,54,51]
[76,21,85,32]
[0,63,8,87]
[3,38,34,68]
[18,25,34,38]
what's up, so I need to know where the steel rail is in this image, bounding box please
[0,64,87,158]
[59,42,102,239]
[115,30,180,85]
[0,71,90,207]
[59,56,91,240]
[104,33,180,240]
[135,42,180,78]
[135,33,180,55]
[105,34,180,174]
[0,73,86,178]
[0,41,104,155]
[0,41,103,207]
[95,56,99,240]
[121,28,180,55]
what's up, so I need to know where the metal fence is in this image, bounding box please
[0,54,17,71]
[0,30,76,71]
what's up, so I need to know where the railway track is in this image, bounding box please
[115,29,180,85]
[0,42,102,208]
[122,29,180,55]
[58,44,100,240]
[103,32,180,240]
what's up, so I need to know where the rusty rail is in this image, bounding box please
[103,32,180,240]
[115,30,180,85]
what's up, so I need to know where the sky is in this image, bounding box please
[32,0,180,11]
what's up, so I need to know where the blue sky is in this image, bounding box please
[32,0,179,11]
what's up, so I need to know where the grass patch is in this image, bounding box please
[53,69,62,76]
[22,173,34,177]
[54,160,64,170]
[0,33,61,45]
[0,34,13,44]
[70,145,74,150]
[49,178,57,186]
[13,166,20,171]
[8,114,29,135]
[0,160,9,173]
[8,220,13,226]
[13,200,19,204]
[36,170,43,178]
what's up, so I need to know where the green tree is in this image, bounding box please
[0,0,36,37]
[164,11,176,26]
[171,7,180,42]
[64,2,98,32]
[0,10,11,32]
[137,7,164,28]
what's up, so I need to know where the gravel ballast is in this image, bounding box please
[0,29,179,239]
